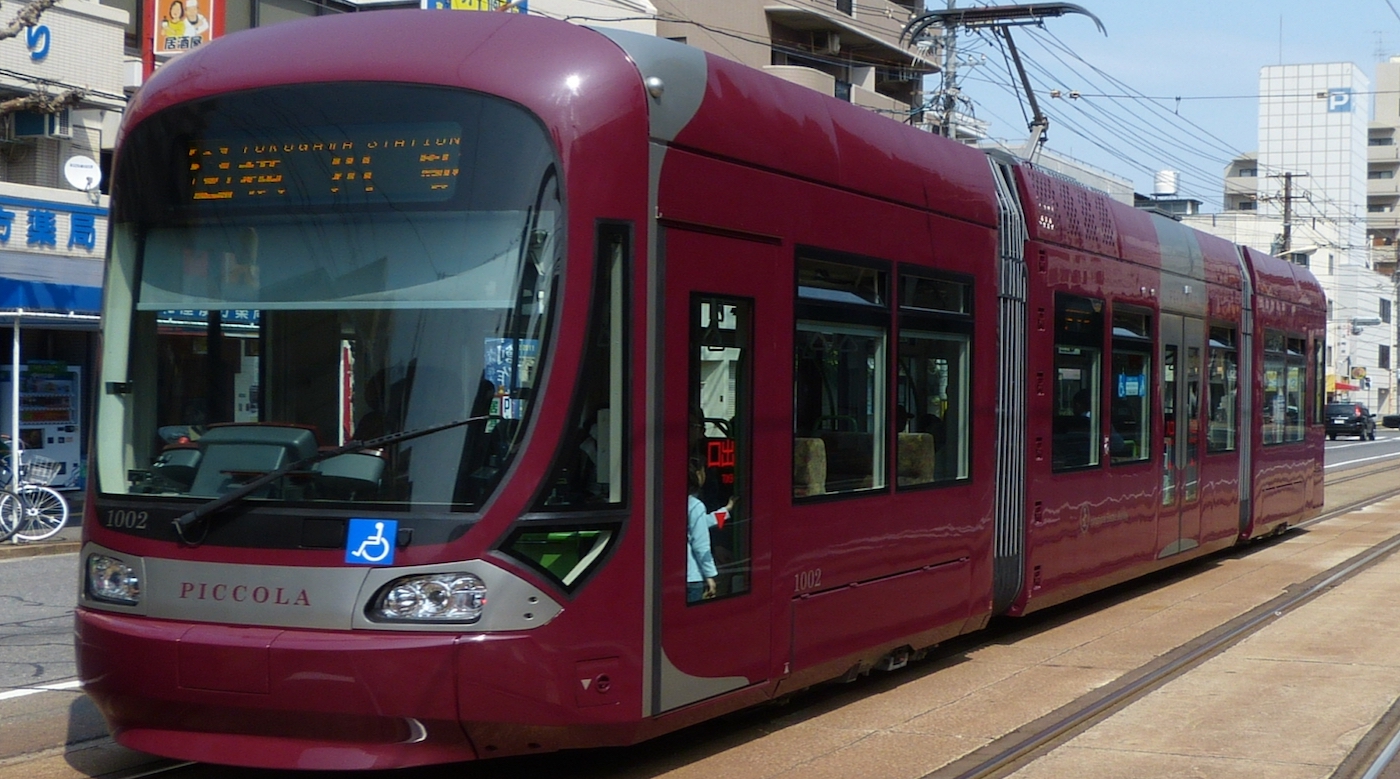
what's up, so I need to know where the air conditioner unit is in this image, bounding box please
[11,107,71,139]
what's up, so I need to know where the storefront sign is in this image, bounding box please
[420,0,527,11]
[154,0,216,54]
[0,196,105,253]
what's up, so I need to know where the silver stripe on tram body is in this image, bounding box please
[592,27,715,716]
[1151,216,1210,316]
[78,542,564,632]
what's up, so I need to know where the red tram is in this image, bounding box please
[76,11,1325,769]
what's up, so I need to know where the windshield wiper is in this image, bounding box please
[172,415,494,544]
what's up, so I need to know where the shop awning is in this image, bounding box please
[0,277,101,320]
[1334,381,1361,391]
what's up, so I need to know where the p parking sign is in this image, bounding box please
[1328,88,1353,113]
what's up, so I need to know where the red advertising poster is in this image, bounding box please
[154,0,216,55]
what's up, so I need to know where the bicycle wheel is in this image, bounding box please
[11,485,68,542]
[0,489,19,543]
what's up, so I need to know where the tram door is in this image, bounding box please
[1159,314,1204,557]
[653,228,773,713]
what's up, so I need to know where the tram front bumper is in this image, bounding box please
[75,608,478,770]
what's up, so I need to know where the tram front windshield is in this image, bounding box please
[97,83,562,511]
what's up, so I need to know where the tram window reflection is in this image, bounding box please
[690,296,751,603]
[1052,294,1105,471]
[792,255,889,498]
[1207,326,1238,453]
[1109,306,1152,464]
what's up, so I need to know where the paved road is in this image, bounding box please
[0,554,78,692]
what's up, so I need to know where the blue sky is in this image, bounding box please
[946,1,1400,208]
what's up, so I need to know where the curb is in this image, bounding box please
[0,540,80,560]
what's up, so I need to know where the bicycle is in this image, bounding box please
[0,441,69,543]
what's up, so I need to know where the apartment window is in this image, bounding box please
[1235,167,1258,177]
[836,0,853,14]
[1382,298,1391,324]
[1237,201,1257,211]
[1381,345,1392,371]
[1368,169,1396,180]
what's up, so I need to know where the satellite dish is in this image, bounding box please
[63,155,101,192]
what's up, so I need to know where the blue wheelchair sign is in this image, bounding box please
[346,518,396,565]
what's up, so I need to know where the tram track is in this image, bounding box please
[926,484,1400,779]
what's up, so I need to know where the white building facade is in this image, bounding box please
[0,0,128,490]
[1258,64,1385,408]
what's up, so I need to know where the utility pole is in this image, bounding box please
[941,0,957,139]
[1266,171,1307,260]
[1282,172,1294,255]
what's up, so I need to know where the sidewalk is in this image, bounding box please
[0,492,82,560]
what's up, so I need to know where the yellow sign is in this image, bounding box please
[420,0,527,10]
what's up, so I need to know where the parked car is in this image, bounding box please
[1325,402,1376,440]
[1383,414,1400,429]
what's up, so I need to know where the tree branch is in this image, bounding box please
[0,0,60,42]
[0,88,85,116]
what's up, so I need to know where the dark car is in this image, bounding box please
[1326,402,1376,440]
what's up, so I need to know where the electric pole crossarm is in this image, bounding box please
[901,2,1105,44]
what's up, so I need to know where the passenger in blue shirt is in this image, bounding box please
[687,457,734,603]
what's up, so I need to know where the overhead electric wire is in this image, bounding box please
[1011,46,1229,192]
[956,21,1383,222]
[1020,31,1242,167]
[959,36,1227,205]
[1021,23,1389,224]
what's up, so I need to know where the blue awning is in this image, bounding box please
[0,277,101,318]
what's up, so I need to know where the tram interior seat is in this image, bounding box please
[815,431,873,491]
[1052,414,1094,469]
[188,424,321,496]
[793,437,826,497]
[896,432,936,486]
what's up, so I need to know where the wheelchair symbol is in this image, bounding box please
[346,518,396,565]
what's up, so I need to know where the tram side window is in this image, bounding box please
[793,255,888,498]
[1052,294,1104,471]
[895,271,972,485]
[1285,335,1306,441]
[1312,334,1326,425]
[1262,330,1305,445]
[505,225,629,592]
[1109,306,1152,464]
[533,224,628,510]
[690,297,751,602]
[1207,326,1238,453]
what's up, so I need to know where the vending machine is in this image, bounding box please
[0,361,83,490]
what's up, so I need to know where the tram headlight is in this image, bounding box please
[86,554,141,606]
[369,572,488,623]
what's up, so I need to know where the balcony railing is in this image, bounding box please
[766,0,931,68]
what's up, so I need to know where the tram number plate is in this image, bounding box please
[104,509,149,530]
[794,569,822,593]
